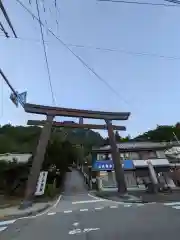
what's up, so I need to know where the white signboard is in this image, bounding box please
[35,171,48,196]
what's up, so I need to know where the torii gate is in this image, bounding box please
[21,103,130,208]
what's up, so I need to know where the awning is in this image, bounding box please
[133,159,170,168]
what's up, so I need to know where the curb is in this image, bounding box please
[92,193,145,204]
[0,203,51,221]
[92,192,180,204]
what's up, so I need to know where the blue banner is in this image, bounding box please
[92,159,134,171]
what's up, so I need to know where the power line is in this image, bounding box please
[97,0,179,7]
[16,0,130,106]
[69,44,180,61]
[0,21,9,38]
[0,0,17,37]
[35,0,56,105]
[1,34,180,61]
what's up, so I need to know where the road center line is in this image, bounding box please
[47,212,56,215]
[64,210,72,213]
[73,222,79,226]
[80,209,88,212]
[95,207,104,210]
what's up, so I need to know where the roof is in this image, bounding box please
[92,141,180,152]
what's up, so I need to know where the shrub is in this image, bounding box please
[45,183,57,198]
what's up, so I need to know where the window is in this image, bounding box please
[97,153,112,161]
[120,152,140,160]
[139,150,157,160]
[129,152,140,160]
[119,152,129,160]
[156,150,166,159]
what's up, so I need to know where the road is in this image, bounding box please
[1,169,180,239]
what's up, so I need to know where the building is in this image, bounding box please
[165,146,180,186]
[92,141,180,191]
[0,153,32,163]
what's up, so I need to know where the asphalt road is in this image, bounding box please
[1,169,180,239]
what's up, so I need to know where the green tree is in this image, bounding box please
[134,124,180,142]
[115,131,121,142]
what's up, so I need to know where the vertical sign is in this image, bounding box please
[35,171,48,196]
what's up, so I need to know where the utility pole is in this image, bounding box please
[106,120,127,194]
[0,0,17,37]
[20,115,54,208]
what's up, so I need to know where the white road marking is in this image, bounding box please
[69,228,100,235]
[47,212,56,216]
[0,219,16,233]
[80,209,88,212]
[164,202,180,206]
[0,220,16,226]
[64,210,72,213]
[17,194,62,220]
[136,203,145,207]
[69,229,81,235]
[172,206,180,209]
[83,228,100,233]
[72,199,103,204]
[88,193,142,206]
[0,227,7,232]
[88,193,105,201]
[110,206,118,208]
[95,207,104,210]
[73,222,79,226]
[123,204,132,207]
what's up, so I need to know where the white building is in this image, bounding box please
[0,153,32,163]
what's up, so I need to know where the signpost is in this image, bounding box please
[10,91,27,108]
[35,171,48,196]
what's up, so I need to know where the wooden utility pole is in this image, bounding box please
[21,115,54,208]
[106,120,127,194]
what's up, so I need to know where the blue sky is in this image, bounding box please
[0,0,180,138]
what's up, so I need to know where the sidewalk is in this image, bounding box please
[129,190,180,203]
[95,189,180,203]
[0,196,59,220]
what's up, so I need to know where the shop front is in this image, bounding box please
[92,159,136,190]
[91,158,174,191]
